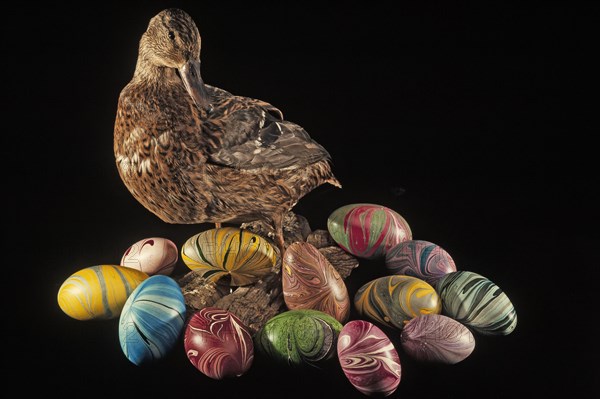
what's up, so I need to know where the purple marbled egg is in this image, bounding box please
[400,314,475,364]
[337,320,401,397]
[184,307,254,379]
[385,240,456,285]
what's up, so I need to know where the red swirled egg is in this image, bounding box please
[337,320,402,396]
[282,242,350,323]
[184,307,254,379]
[327,203,412,260]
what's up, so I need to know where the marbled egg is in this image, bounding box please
[401,314,475,364]
[436,271,517,336]
[119,275,186,365]
[354,275,441,330]
[337,320,401,397]
[184,307,254,379]
[327,203,412,259]
[385,240,457,285]
[255,309,342,368]
[120,237,178,276]
[181,227,276,286]
[57,265,148,320]
[282,242,350,323]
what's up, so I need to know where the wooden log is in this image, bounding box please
[176,212,359,334]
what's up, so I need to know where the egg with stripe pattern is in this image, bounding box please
[181,227,276,286]
[354,275,441,330]
[337,320,401,397]
[57,265,148,320]
[385,240,457,285]
[119,275,186,365]
[436,271,517,336]
[184,307,254,379]
[327,203,412,260]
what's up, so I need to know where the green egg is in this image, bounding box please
[255,309,343,368]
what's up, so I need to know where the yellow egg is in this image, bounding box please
[57,265,149,320]
[181,227,276,286]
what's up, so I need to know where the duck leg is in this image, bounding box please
[271,212,286,259]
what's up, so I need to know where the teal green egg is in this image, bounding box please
[255,309,343,368]
[436,271,517,336]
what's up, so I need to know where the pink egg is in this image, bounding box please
[184,307,254,379]
[337,320,401,396]
[120,237,178,276]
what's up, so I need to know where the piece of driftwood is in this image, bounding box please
[176,212,359,335]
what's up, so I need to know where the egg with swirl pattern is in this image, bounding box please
[282,242,350,323]
[181,227,276,286]
[401,314,475,364]
[57,265,148,320]
[436,271,517,336]
[119,275,186,365]
[120,237,178,276]
[184,307,254,379]
[337,320,402,397]
[354,275,441,330]
[327,203,412,260]
[385,240,457,285]
[255,309,342,368]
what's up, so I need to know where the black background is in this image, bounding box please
[4,1,597,397]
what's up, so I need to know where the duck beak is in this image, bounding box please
[179,59,211,110]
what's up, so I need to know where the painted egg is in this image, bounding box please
[181,227,276,286]
[354,275,441,330]
[184,307,254,379]
[119,275,186,365]
[57,265,148,320]
[337,320,401,397]
[327,203,412,259]
[282,242,350,323]
[120,237,178,276]
[255,309,343,368]
[385,240,457,285]
[400,314,475,364]
[436,271,517,335]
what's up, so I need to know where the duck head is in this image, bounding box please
[137,8,211,110]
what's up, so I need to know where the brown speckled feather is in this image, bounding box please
[113,8,340,253]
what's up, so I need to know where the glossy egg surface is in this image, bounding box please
[57,265,148,320]
[282,241,350,323]
[119,275,186,365]
[181,227,276,286]
[327,203,412,259]
[354,275,441,330]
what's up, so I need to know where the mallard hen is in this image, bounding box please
[113,8,341,255]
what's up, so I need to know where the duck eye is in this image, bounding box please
[168,31,175,40]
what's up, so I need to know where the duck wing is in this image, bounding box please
[204,85,332,170]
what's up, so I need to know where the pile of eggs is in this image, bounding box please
[57,203,517,397]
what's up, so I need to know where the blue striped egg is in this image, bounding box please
[119,275,186,365]
[436,271,517,336]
